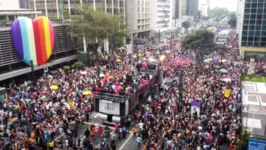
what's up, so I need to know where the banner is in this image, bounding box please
[224,89,231,98]
[191,101,200,115]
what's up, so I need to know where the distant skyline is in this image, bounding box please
[210,0,237,11]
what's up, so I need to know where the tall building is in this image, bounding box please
[237,0,266,57]
[127,0,152,40]
[172,0,187,28]
[186,0,199,17]
[151,0,173,32]
[199,0,209,16]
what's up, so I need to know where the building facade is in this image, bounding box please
[186,0,199,17]
[151,0,173,32]
[237,0,266,57]
[28,0,126,22]
[127,0,152,40]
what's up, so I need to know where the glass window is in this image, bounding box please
[255,31,261,36]
[257,14,263,19]
[249,25,255,30]
[245,8,251,13]
[251,3,257,8]
[247,41,254,46]
[262,26,266,31]
[257,9,263,13]
[261,31,266,36]
[243,26,249,30]
[245,3,251,9]
[248,36,254,41]
[243,31,248,36]
[250,20,255,24]
[258,0,264,2]
[244,14,250,20]
[241,41,247,46]
[242,36,248,41]
[244,20,250,24]
[255,25,262,30]
[251,14,256,18]
[254,37,260,41]
[261,37,266,41]
[260,42,266,47]
[254,42,260,47]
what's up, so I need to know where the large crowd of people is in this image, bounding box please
[0,30,255,150]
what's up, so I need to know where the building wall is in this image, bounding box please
[126,0,152,39]
[0,24,77,67]
[28,0,126,20]
[0,0,20,9]
[154,0,172,32]
[186,0,199,17]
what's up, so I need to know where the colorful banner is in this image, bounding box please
[224,89,231,98]
[191,100,200,115]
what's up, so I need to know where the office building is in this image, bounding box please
[28,0,126,22]
[127,0,152,39]
[186,0,199,17]
[172,0,187,28]
[151,0,173,32]
[237,0,266,57]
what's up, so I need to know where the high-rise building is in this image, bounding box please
[199,0,209,16]
[172,0,187,28]
[150,0,173,32]
[186,0,199,17]
[237,0,266,57]
[127,0,152,40]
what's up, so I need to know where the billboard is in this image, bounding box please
[11,16,55,66]
[248,138,266,150]
[99,100,120,115]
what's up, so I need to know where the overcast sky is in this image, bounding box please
[209,0,238,11]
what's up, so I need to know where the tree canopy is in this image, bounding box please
[228,13,237,28]
[181,29,216,55]
[182,21,190,33]
[69,4,127,47]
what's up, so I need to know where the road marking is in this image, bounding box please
[118,131,133,150]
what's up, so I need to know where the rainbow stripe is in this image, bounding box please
[11,17,55,66]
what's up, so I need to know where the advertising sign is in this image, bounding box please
[99,100,120,115]
[248,138,266,150]
[191,100,200,115]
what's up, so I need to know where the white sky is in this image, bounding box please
[209,0,238,11]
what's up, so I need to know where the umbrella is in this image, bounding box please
[82,91,92,96]
[166,50,170,53]
[213,57,220,61]
[80,71,87,75]
[100,73,105,78]
[219,69,229,73]
[116,59,121,62]
[138,53,142,57]
[159,55,166,61]
[221,78,231,82]
[219,59,227,63]
[50,85,59,90]
[203,59,211,63]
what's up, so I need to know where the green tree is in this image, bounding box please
[69,5,127,75]
[208,7,229,21]
[108,15,128,51]
[228,13,237,28]
[182,29,216,70]
[182,21,190,33]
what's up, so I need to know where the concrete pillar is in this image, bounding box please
[56,0,60,18]
[44,0,48,17]
[33,0,37,17]
[68,0,71,16]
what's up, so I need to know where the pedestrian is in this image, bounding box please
[136,134,142,148]
[132,126,137,139]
